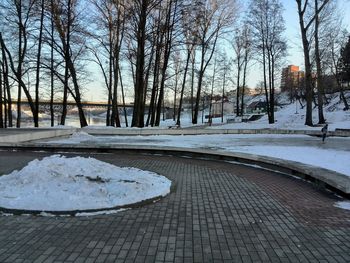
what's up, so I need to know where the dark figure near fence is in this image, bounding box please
[321,124,328,143]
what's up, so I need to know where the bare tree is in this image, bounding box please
[295,0,330,126]
[232,27,244,117]
[249,0,286,124]
[129,0,159,127]
[240,25,253,117]
[176,2,199,126]
[339,35,350,104]
[331,33,350,110]
[313,0,336,124]
[192,0,237,125]
[154,0,179,126]
[51,0,88,127]
[232,22,252,117]
[0,39,12,127]
[33,0,45,127]
[0,0,38,127]
[49,0,55,126]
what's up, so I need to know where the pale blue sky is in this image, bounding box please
[283,0,350,66]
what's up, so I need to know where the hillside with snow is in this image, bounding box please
[206,92,350,131]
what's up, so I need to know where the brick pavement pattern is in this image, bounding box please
[0,151,350,263]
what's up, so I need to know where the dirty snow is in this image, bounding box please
[0,155,171,212]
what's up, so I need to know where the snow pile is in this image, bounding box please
[0,155,171,212]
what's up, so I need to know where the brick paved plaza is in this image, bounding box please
[0,151,350,262]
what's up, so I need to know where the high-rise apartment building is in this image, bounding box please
[280,65,305,93]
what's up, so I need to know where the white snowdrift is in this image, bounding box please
[0,155,171,212]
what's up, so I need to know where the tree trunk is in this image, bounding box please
[236,59,241,117]
[193,63,204,124]
[111,4,124,128]
[132,0,147,128]
[209,57,217,125]
[1,45,12,127]
[16,0,23,128]
[118,67,128,127]
[155,0,178,126]
[60,62,68,125]
[66,56,88,127]
[314,0,325,124]
[146,21,162,127]
[3,79,7,128]
[176,48,191,126]
[60,0,72,126]
[0,60,3,128]
[240,49,249,116]
[106,25,113,126]
[267,50,274,124]
[270,54,275,123]
[173,67,179,121]
[190,53,195,122]
[262,38,270,122]
[34,0,45,128]
[221,70,226,123]
[111,48,120,127]
[50,0,55,127]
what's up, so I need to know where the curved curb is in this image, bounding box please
[80,127,350,137]
[0,194,166,217]
[1,144,349,198]
[0,128,77,143]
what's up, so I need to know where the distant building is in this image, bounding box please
[246,100,268,114]
[280,65,305,94]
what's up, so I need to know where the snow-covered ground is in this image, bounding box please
[0,155,171,214]
[174,93,350,131]
[48,132,350,177]
[143,92,350,130]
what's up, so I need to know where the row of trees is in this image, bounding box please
[296,0,350,126]
[0,0,349,128]
[0,0,239,128]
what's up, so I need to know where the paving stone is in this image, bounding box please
[0,151,350,262]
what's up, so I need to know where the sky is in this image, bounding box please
[283,0,350,65]
[85,0,350,102]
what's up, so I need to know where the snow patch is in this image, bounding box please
[0,155,171,212]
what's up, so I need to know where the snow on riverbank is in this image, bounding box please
[0,155,171,212]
